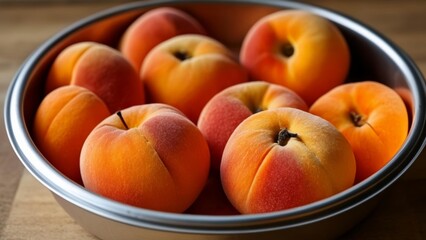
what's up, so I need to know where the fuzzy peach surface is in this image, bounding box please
[119,7,206,71]
[240,10,350,105]
[140,34,248,122]
[197,81,308,170]
[310,81,409,182]
[221,107,356,214]
[80,104,210,213]
[33,86,110,184]
[46,41,144,113]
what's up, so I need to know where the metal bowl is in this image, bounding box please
[4,1,426,239]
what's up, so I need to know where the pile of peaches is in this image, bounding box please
[32,7,409,215]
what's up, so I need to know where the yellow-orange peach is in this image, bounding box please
[80,104,210,213]
[221,107,356,214]
[119,7,206,71]
[310,81,409,182]
[198,81,308,170]
[46,41,144,113]
[33,85,110,184]
[240,10,350,105]
[140,34,248,122]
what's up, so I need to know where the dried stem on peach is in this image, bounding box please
[117,111,129,130]
[277,128,298,146]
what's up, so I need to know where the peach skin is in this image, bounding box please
[221,107,356,214]
[310,81,409,182]
[33,85,110,185]
[119,7,207,71]
[240,10,350,105]
[140,34,248,122]
[80,103,210,213]
[197,81,308,170]
[46,41,144,113]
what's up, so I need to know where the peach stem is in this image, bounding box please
[277,128,298,146]
[117,111,129,130]
[350,111,365,127]
[281,43,294,58]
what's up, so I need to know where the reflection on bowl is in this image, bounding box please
[4,1,426,240]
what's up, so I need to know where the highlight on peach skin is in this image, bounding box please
[240,10,350,105]
[310,81,409,182]
[45,41,145,113]
[197,81,308,171]
[80,103,210,213]
[221,107,356,214]
[33,85,111,185]
[140,34,248,122]
[119,7,207,71]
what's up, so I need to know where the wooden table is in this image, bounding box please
[1,1,425,239]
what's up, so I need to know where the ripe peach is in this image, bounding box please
[240,10,350,105]
[46,41,144,113]
[221,107,356,214]
[33,85,110,184]
[140,34,248,123]
[119,7,206,71]
[197,81,308,170]
[80,104,210,213]
[309,81,409,182]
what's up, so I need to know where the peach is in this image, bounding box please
[221,107,356,214]
[309,81,409,182]
[119,7,206,71]
[33,85,110,184]
[140,34,248,123]
[80,103,210,213]
[46,41,144,113]
[197,81,308,170]
[240,10,350,105]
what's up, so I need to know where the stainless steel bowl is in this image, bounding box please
[4,1,426,239]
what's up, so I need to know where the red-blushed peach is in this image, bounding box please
[239,10,350,105]
[309,81,409,182]
[46,41,144,113]
[80,103,210,213]
[33,85,110,185]
[140,34,248,123]
[221,107,356,214]
[119,7,207,71]
[197,81,308,170]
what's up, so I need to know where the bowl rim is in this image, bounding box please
[4,0,426,234]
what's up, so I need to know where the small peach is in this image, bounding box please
[141,34,248,122]
[221,107,356,214]
[80,104,210,213]
[119,7,207,71]
[198,81,308,170]
[46,41,144,113]
[33,85,110,184]
[240,10,350,105]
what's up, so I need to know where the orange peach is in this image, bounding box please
[80,103,210,213]
[46,41,144,113]
[140,34,248,123]
[309,81,409,182]
[33,85,110,184]
[221,107,356,214]
[197,81,308,170]
[119,7,206,71]
[240,10,350,105]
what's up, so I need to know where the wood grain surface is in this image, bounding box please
[1,1,425,239]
